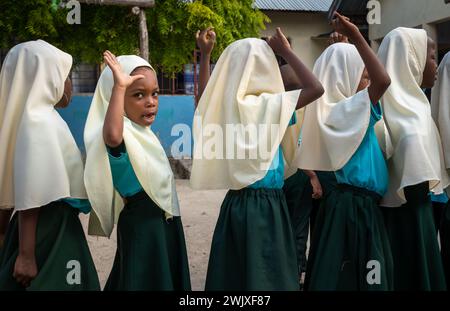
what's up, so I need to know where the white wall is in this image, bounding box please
[369,0,450,41]
[260,11,332,69]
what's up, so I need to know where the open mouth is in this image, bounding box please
[143,111,157,122]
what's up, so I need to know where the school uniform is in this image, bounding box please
[306,103,393,291]
[191,38,301,290]
[378,28,448,291]
[0,40,100,290]
[283,130,337,277]
[83,55,191,291]
[205,147,299,290]
[294,43,393,291]
[441,201,450,288]
[283,169,313,276]
[0,200,100,290]
[103,143,190,290]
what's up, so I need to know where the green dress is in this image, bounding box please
[104,143,191,291]
[282,170,313,276]
[305,103,394,291]
[205,146,299,291]
[0,201,100,291]
[382,182,447,291]
[440,202,450,289]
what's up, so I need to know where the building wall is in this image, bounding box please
[369,0,450,41]
[58,95,195,157]
[260,11,331,69]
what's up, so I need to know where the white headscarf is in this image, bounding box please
[377,27,449,207]
[190,38,301,190]
[293,43,370,171]
[431,52,450,170]
[84,55,179,237]
[0,40,87,211]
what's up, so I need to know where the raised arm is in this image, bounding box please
[195,27,216,107]
[268,28,324,110]
[102,50,144,147]
[332,12,391,103]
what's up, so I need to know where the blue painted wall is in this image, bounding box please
[57,95,195,157]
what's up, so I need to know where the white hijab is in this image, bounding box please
[84,55,179,237]
[431,52,450,171]
[190,38,301,190]
[294,43,370,171]
[0,40,87,211]
[377,27,449,207]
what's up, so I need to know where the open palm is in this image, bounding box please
[103,50,144,88]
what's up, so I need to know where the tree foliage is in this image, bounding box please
[0,0,269,74]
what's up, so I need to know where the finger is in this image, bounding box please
[206,26,214,32]
[105,54,119,71]
[195,30,200,39]
[103,54,114,68]
[21,276,31,287]
[103,51,112,61]
[103,51,114,64]
[199,29,207,39]
[105,51,118,65]
[276,27,284,38]
[14,273,24,285]
[105,50,114,60]
[109,52,119,64]
[209,31,217,42]
[334,11,343,19]
[336,12,349,23]
[208,29,216,38]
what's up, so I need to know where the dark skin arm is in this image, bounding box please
[13,208,39,288]
[102,50,145,147]
[331,12,391,103]
[303,170,323,199]
[268,28,324,109]
[195,27,216,107]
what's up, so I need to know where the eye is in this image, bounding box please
[152,91,159,97]
[134,92,144,99]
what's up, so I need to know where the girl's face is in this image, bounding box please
[356,68,370,93]
[55,77,73,108]
[421,38,438,89]
[124,67,159,127]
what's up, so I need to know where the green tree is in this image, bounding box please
[0,0,269,74]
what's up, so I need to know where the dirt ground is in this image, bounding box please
[79,179,227,291]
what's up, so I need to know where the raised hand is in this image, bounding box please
[330,12,360,41]
[196,27,216,55]
[103,50,144,89]
[267,27,291,57]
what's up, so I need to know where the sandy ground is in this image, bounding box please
[79,179,227,291]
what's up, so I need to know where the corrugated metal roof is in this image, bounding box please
[254,0,333,12]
